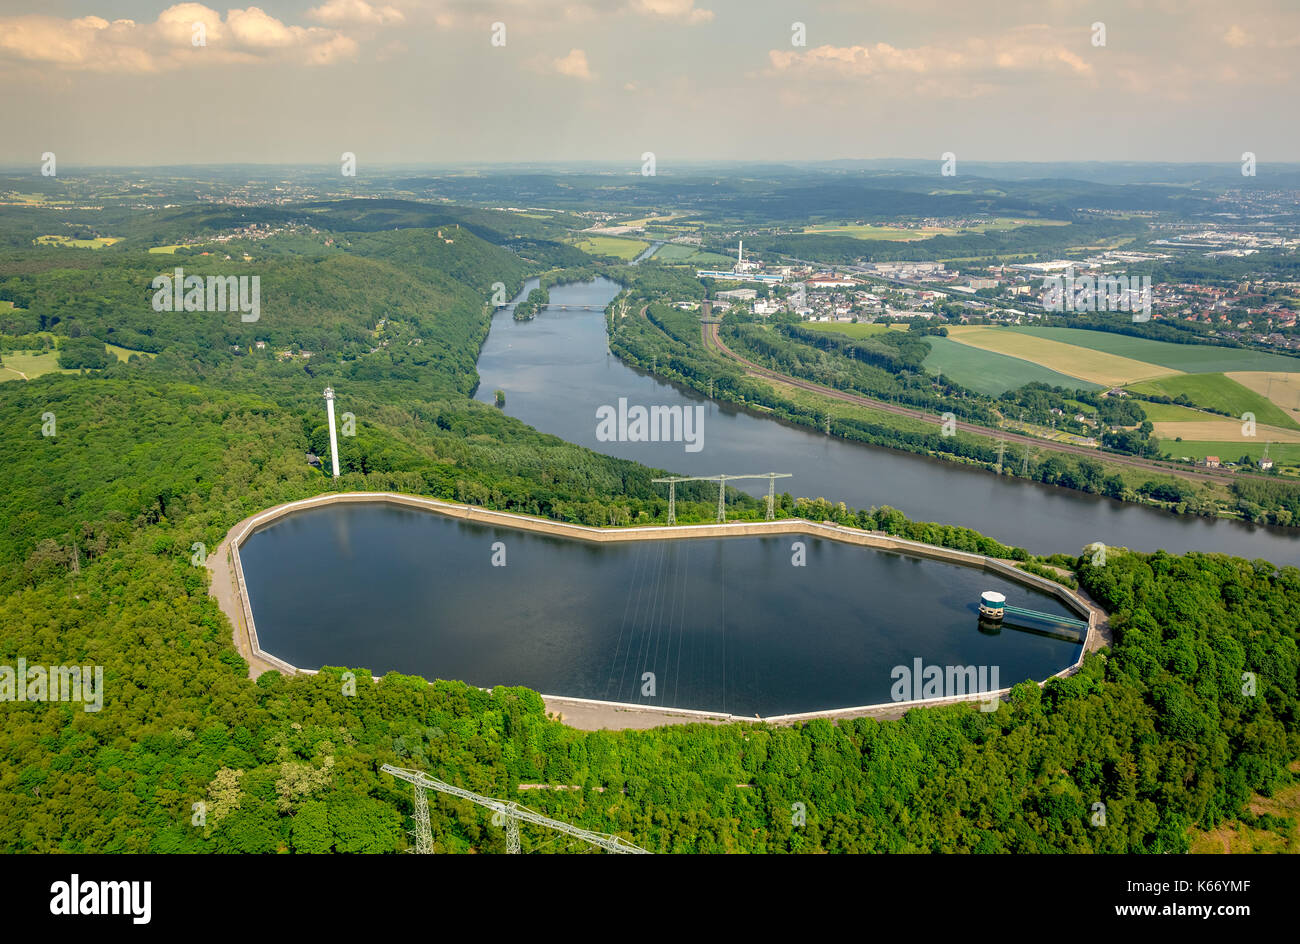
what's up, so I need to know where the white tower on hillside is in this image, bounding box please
[323,386,340,478]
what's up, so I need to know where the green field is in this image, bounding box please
[922,336,1103,396]
[574,235,650,260]
[34,235,121,249]
[1003,326,1300,374]
[107,343,156,361]
[1156,439,1300,467]
[800,322,895,339]
[1138,401,1218,423]
[0,341,153,382]
[1130,373,1300,430]
[0,351,74,381]
[650,243,735,266]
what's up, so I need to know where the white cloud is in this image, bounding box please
[767,29,1094,88]
[0,4,358,73]
[627,0,714,24]
[554,47,594,79]
[309,0,405,27]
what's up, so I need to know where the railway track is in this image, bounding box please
[700,320,1243,486]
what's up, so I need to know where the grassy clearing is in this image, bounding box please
[574,235,649,260]
[945,325,1177,386]
[0,351,74,381]
[923,336,1102,396]
[1129,373,1300,430]
[34,235,121,249]
[106,343,156,362]
[1003,325,1300,373]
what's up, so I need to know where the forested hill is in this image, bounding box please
[0,200,1296,853]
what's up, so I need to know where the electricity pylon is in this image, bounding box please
[380,765,650,854]
[653,473,792,524]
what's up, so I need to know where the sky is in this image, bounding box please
[0,0,1297,167]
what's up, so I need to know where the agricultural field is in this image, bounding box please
[1227,370,1300,418]
[1002,325,1300,374]
[1129,373,1300,430]
[33,235,121,248]
[573,235,649,260]
[1149,420,1300,444]
[944,325,1176,386]
[922,335,1103,396]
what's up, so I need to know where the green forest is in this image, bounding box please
[1,199,1297,853]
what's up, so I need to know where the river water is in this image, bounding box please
[474,277,1300,563]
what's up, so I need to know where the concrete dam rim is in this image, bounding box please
[210,491,1105,729]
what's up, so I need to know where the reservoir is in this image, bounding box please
[238,502,1083,717]
[474,277,1300,564]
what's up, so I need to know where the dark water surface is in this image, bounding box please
[473,277,1300,564]
[241,503,1082,716]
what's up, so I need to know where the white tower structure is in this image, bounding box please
[323,386,340,478]
[738,239,743,265]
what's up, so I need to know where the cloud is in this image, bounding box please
[767,29,1094,88]
[554,47,594,79]
[309,0,405,27]
[1223,25,1250,48]
[627,0,714,24]
[0,4,358,73]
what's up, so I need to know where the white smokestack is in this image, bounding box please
[738,240,743,264]
[323,387,340,478]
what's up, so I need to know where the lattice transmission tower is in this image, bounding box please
[380,765,650,854]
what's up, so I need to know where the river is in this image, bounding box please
[474,276,1300,564]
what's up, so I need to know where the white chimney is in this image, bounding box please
[323,387,340,478]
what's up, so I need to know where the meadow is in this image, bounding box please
[573,235,649,260]
[34,235,121,249]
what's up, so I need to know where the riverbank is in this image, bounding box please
[208,490,1106,730]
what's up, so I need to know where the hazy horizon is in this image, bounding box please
[2,0,1298,166]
